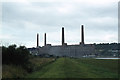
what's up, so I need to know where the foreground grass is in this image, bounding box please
[29,57,55,71]
[2,57,55,78]
[26,58,119,78]
[2,65,27,78]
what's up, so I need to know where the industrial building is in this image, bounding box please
[29,25,95,58]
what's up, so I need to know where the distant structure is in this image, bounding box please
[37,33,39,47]
[62,27,64,45]
[44,33,46,46]
[81,25,84,44]
[30,25,95,58]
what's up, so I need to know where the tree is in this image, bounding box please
[2,45,30,66]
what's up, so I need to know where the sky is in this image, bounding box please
[0,0,119,48]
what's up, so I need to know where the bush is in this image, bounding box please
[2,44,30,66]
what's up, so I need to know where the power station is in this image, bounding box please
[29,25,95,58]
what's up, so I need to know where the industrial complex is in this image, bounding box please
[29,25,96,58]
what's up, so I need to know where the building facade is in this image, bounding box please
[29,25,95,58]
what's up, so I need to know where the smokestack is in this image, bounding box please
[37,33,39,47]
[81,25,84,44]
[44,33,46,46]
[62,27,64,45]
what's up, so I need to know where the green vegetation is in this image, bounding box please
[2,44,119,78]
[2,45,55,78]
[2,44,29,65]
[2,65,27,78]
[95,43,119,57]
[2,57,55,78]
[27,57,55,72]
[26,58,119,78]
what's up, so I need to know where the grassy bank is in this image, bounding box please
[2,65,27,78]
[2,57,119,78]
[26,58,119,78]
[2,57,55,78]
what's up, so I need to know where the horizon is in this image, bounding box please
[1,42,119,48]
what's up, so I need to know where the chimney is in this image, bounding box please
[81,25,84,44]
[62,27,64,45]
[44,33,46,46]
[37,33,39,47]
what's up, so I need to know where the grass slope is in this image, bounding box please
[26,58,119,78]
[2,57,55,78]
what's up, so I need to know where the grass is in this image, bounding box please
[2,65,27,78]
[29,57,55,71]
[2,57,119,78]
[26,58,66,78]
[26,58,119,78]
[2,57,55,78]
[74,58,118,73]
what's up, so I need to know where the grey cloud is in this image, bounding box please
[2,1,118,47]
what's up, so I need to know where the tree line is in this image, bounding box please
[2,44,33,72]
[2,44,30,65]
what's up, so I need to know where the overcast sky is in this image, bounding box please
[1,0,118,48]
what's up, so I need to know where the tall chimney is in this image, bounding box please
[81,25,84,44]
[44,33,46,46]
[62,27,64,45]
[37,33,39,47]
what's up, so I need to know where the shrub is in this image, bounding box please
[2,44,30,66]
